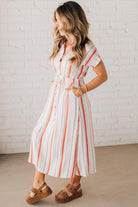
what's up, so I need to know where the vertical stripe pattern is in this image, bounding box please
[28,42,101,178]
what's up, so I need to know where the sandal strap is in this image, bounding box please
[56,183,82,202]
[61,183,81,198]
[38,182,47,190]
[31,186,39,194]
[65,183,81,193]
[31,182,47,194]
[64,187,73,197]
[57,189,71,199]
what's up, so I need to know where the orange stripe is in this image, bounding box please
[52,53,58,73]
[90,65,95,69]
[77,49,96,79]
[58,92,69,177]
[30,121,39,163]
[69,79,75,88]
[71,115,80,177]
[46,125,55,174]
[63,76,65,84]
[77,162,81,175]
[36,84,58,169]
[58,80,75,177]
[67,60,74,78]
[77,65,84,79]
[85,49,96,66]
[78,81,89,173]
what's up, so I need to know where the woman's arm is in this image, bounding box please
[81,60,108,93]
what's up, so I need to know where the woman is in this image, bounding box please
[25,1,108,204]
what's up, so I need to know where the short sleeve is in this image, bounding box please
[85,44,102,68]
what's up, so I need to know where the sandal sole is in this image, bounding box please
[25,187,52,204]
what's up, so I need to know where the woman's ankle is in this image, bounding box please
[69,175,81,186]
[69,180,80,186]
[33,180,45,187]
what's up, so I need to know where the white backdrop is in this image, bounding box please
[0,0,137,153]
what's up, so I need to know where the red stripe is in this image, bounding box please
[77,162,81,176]
[52,53,58,73]
[63,77,65,84]
[58,81,75,177]
[67,60,74,78]
[84,71,87,77]
[69,79,75,88]
[36,84,58,169]
[77,65,84,79]
[90,65,94,69]
[78,80,89,173]
[77,49,96,79]
[85,49,96,66]
[58,92,69,177]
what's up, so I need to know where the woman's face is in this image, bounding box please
[55,12,66,36]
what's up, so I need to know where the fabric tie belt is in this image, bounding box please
[55,73,84,84]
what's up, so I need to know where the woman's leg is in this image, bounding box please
[33,168,45,186]
[69,174,82,186]
[29,168,46,197]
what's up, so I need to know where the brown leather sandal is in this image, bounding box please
[25,182,52,204]
[55,183,82,203]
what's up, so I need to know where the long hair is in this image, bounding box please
[48,1,93,68]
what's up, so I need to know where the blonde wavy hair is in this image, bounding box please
[48,1,93,68]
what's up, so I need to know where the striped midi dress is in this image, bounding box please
[28,42,102,178]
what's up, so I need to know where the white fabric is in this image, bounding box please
[28,42,102,178]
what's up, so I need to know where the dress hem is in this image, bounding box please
[27,160,96,178]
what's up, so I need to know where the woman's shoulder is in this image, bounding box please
[83,41,102,67]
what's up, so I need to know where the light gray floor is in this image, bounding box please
[0,144,138,207]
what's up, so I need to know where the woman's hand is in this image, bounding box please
[65,86,82,97]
